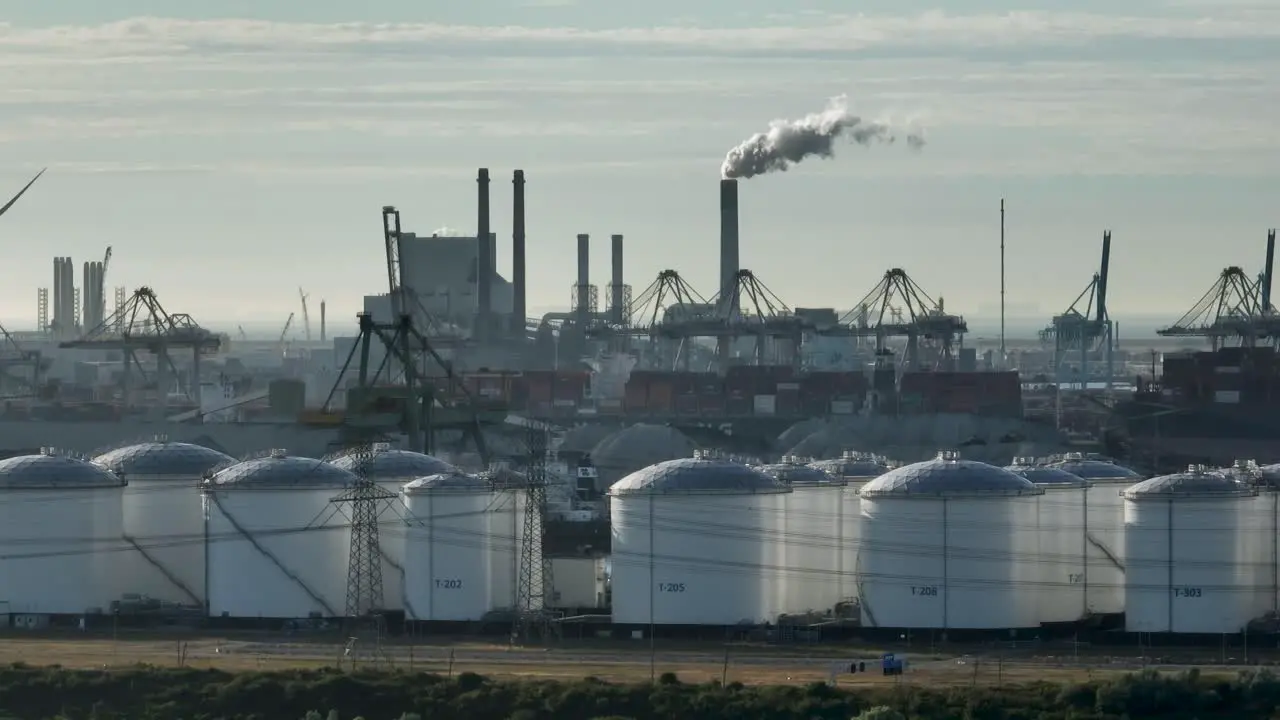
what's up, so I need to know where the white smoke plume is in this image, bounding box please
[720,95,925,180]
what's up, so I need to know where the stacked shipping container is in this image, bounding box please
[899,371,1022,417]
[1160,348,1278,407]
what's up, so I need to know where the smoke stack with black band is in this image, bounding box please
[719,179,740,315]
[576,234,590,326]
[512,170,526,341]
[476,168,492,341]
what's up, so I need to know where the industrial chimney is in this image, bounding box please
[476,168,492,341]
[610,234,624,324]
[52,258,62,335]
[719,179,740,316]
[320,300,327,341]
[576,234,590,326]
[512,170,526,341]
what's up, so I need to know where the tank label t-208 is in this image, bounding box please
[657,583,686,593]
[434,579,463,589]
[1174,587,1203,598]
[910,586,938,597]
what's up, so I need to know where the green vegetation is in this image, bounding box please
[2,664,1280,719]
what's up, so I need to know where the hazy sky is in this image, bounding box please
[1,0,1277,337]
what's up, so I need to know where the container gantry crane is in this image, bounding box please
[1158,230,1280,348]
[584,269,713,370]
[824,268,968,371]
[299,287,312,341]
[0,169,48,395]
[1039,231,1115,394]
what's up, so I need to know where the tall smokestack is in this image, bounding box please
[512,170,526,340]
[576,234,590,325]
[610,234,624,324]
[1265,229,1276,311]
[52,258,62,334]
[320,300,327,341]
[65,258,75,331]
[82,262,91,331]
[719,179,740,314]
[476,168,492,341]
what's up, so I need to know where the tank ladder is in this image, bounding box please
[210,494,338,617]
[122,535,202,607]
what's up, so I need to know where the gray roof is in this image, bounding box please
[330,448,458,481]
[403,472,490,494]
[206,454,357,489]
[760,463,843,487]
[1122,467,1256,499]
[609,458,790,496]
[93,441,234,478]
[860,455,1042,498]
[592,424,696,469]
[559,424,617,454]
[1049,459,1142,482]
[808,457,890,479]
[1005,464,1089,489]
[0,452,125,489]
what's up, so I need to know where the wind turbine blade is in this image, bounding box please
[0,168,47,219]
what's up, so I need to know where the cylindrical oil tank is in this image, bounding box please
[93,440,234,607]
[761,460,844,615]
[476,463,532,611]
[609,453,791,626]
[810,452,892,613]
[1006,458,1089,623]
[329,444,461,611]
[1048,454,1143,614]
[401,472,497,621]
[0,449,126,614]
[857,451,1044,630]
[1242,461,1280,615]
[203,450,357,618]
[1122,466,1260,633]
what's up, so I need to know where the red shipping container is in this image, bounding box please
[725,394,752,416]
[675,394,699,415]
[647,379,675,413]
[776,388,800,417]
[699,394,725,414]
[525,372,553,404]
[624,383,649,413]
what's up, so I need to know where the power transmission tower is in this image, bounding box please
[513,427,555,644]
[330,444,397,619]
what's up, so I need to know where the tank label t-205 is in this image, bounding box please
[657,583,686,593]
[434,579,463,589]
[1173,587,1202,598]
[910,586,938,597]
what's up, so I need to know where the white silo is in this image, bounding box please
[93,439,234,607]
[809,452,892,612]
[857,452,1044,630]
[1048,453,1143,614]
[203,450,357,618]
[477,462,534,611]
[1242,461,1280,615]
[1006,458,1089,623]
[761,458,844,615]
[1122,466,1260,634]
[329,444,461,611]
[401,472,498,621]
[0,449,126,614]
[609,453,791,626]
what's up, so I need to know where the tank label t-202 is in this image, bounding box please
[657,583,686,593]
[434,579,463,589]
[910,586,938,597]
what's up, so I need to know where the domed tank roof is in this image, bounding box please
[329,445,458,481]
[808,452,891,479]
[860,451,1042,498]
[760,462,842,486]
[1048,453,1142,482]
[0,449,125,489]
[1005,458,1088,488]
[592,424,696,468]
[403,472,489,494]
[93,440,234,478]
[206,450,356,489]
[559,424,617,454]
[609,455,790,496]
[1122,465,1255,500]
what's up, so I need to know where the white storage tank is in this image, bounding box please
[810,452,892,611]
[609,453,790,626]
[401,472,497,621]
[1006,458,1089,623]
[93,439,234,607]
[1048,453,1142,614]
[857,452,1043,630]
[329,444,461,611]
[203,450,357,619]
[0,449,126,614]
[761,458,845,615]
[1122,466,1261,634]
[1239,461,1280,615]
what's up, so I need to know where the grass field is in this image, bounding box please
[0,630,1252,687]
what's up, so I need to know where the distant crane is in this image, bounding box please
[299,287,312,341]
[1039,231,1115,394]
[101,246,112,319]
[237,325,248,341]
[279,312,295,344]
[1158,230,1280,348]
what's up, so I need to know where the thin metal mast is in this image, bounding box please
[513,427,553,643]
[331,444,397,618]
[1000,198,1006,364]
